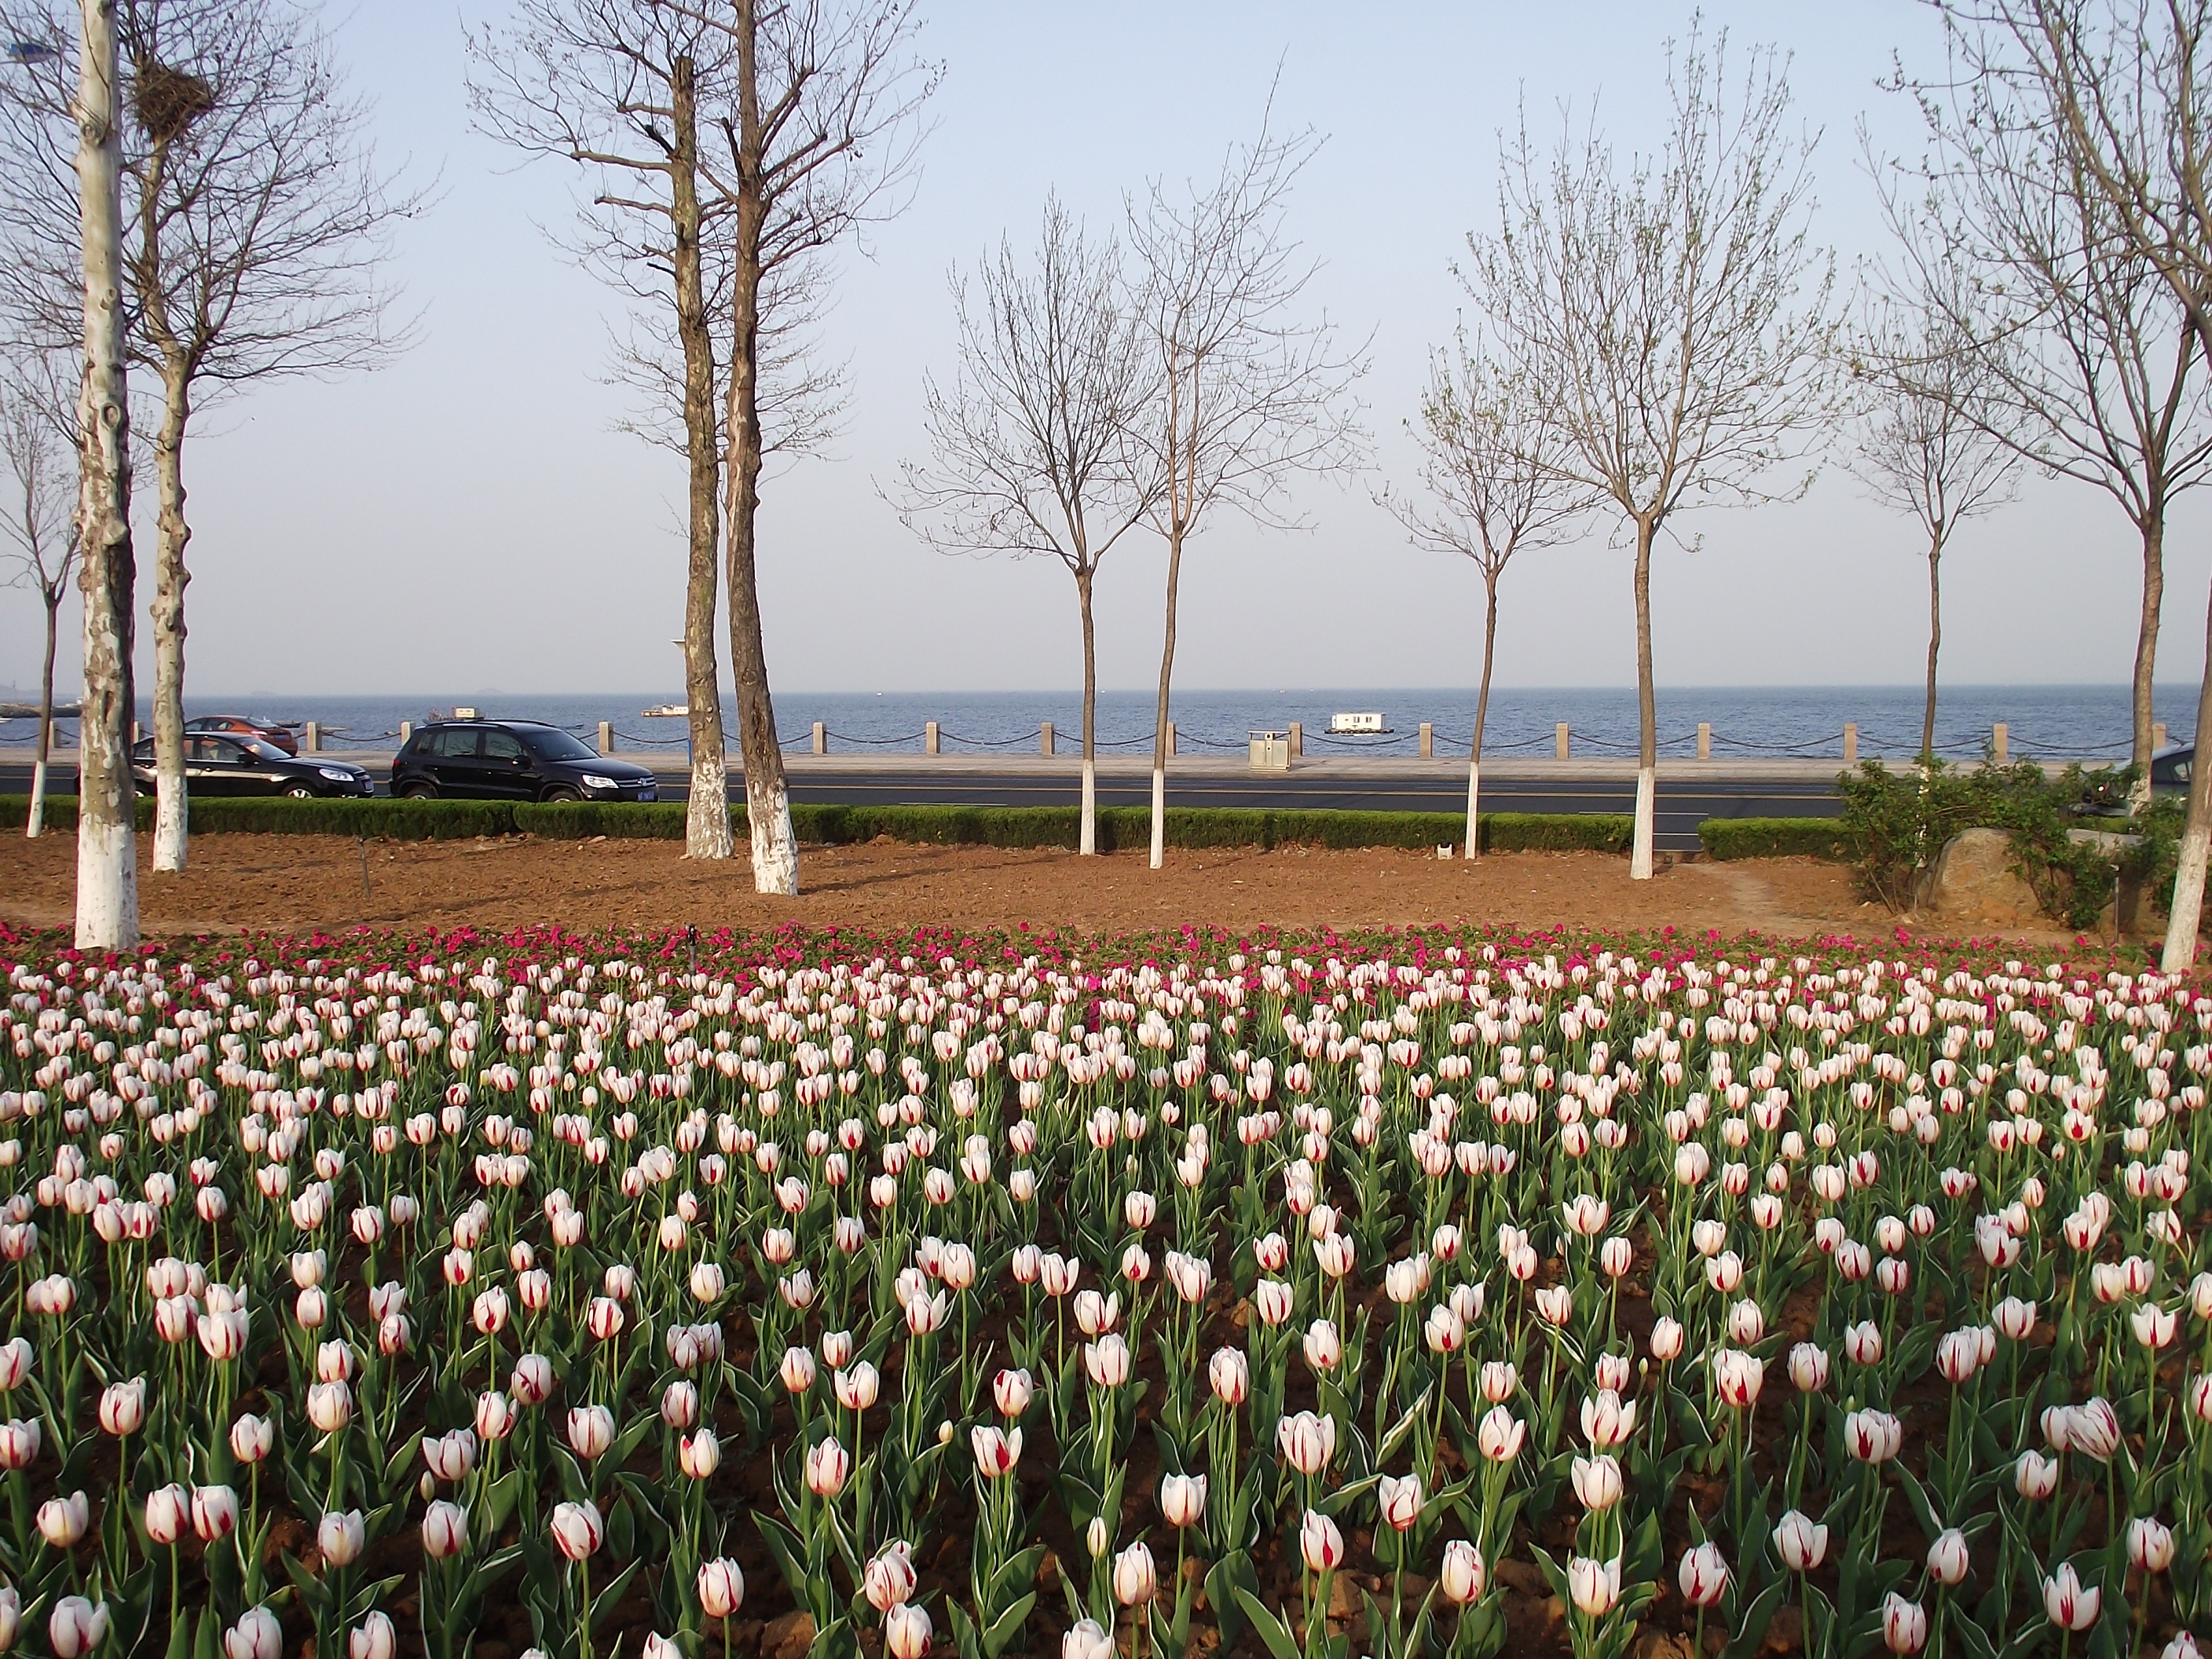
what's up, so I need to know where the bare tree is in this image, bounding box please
[1464,24,1835,880]
[1129,119,1366,870]
[0,0,421,874]
[1872,103,2212,802]
[685,0,937,895]
[1843,266,2027,762]
[467,0,743,862]
[895,197,1152,855]
[1931,0,2212,965]
[0,349,77,837]
[1386,329,1588,858]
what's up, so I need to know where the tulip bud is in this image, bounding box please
[348,1613,397,1659]
[318,1510,366,1568]
[549,1500,602,1562]
[884,1604,932,1659]
[698,1558,745,1620]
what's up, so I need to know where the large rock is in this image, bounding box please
[1927,827,2042,924]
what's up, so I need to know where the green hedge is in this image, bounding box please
[5,793,1637,855]
[4,794,520,839]
[1698,816,1855,861]
[516,801,1631,852]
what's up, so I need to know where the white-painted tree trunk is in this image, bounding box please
[1148,767,1166,870]
[1630,520,1657,882]
[2166,822,2210,972]
[1079,758,1097,856]
[687,746,732,859]
[72,0,138,951]
[27,597,58,839]
[76,811,134,947]
[1630,766,1657,881]
[2160,573,2212,969]
[748,771,798,895]
[1464,759,1481,859]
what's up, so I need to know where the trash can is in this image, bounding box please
[1249,730,1290,771]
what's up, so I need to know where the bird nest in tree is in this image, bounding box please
[133,60,214,142]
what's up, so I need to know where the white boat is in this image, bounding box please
[641,705,689,718]
[1330,712,1387,734]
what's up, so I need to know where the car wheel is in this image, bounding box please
[285,785,316,799]
[543,786,583,804]
[398,782,437,800]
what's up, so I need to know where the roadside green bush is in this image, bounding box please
[1835,759,2154,928]
[3,794,520,839]
[195,797,518,839]
[1482,812,1634,854]
[515,801,689,840]
[1699,817,1855,861]
[515,803,1628,854]
[5,793,1639,856]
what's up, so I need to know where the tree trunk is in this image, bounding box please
[671,54,731,861]
[2161,565,2212,970]
[1467,577,1497,859]
[1078,566,1097,856]
[1630,515,1657,881]
[150,353,190,872]
[28,591,57,839]
[1148,527,1182,871]
[727,0,795,895]
[2132,511,2164,811]
[73,0,137,951]
[1921,528,1943,764]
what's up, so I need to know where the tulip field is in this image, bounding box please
[2,921,2212,1659]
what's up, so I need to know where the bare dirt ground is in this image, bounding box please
[0,829,2108,947]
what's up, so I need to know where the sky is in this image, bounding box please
[2,0,2204,701]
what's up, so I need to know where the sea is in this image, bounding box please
[0,684,2199,764]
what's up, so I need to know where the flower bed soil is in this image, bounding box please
[0,832,2066,946]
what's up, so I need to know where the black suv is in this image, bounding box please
[390,720,659,803]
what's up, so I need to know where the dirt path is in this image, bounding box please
[0,829,2105,947]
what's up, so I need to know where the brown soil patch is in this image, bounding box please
[0,830,2100,946]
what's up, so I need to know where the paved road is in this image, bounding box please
[0,759,1840,852]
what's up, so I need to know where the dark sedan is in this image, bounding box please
[131,734,374,797]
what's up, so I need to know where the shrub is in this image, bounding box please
[1834,759,2152,928]
[191,797,520,839]
[515,801,688,840]
[0,794,521,839]
[1699,817,1855,862]
[1,794,1641,858]
[1482,812,1633,854]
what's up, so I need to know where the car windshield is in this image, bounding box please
[523,728,597,760]
[239,737,291,762]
